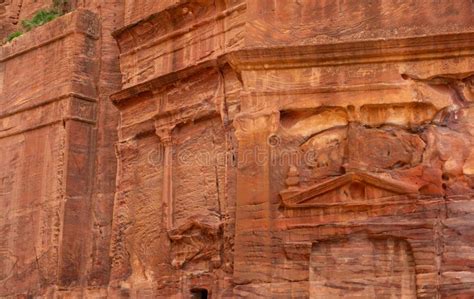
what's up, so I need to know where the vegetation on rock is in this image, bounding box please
[3,0,69,44]
[6,31,23,42]
[21,9,61,32]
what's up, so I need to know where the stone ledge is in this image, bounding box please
[111,31,474,105]
[0,92,96,119]
[228,31,474,69]
[0,95,97,139]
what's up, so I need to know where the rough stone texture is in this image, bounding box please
[1,0,474,298]
[0,10,101,297]
[0,0,51,40]
[109,0,474,298]
[0,0,123,297]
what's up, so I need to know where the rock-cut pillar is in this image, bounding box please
[232,110,279,295]
[155,126,174,231]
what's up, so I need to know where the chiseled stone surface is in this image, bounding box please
[1,0,474,298]
[0,1,123,297]
[0,10,101,297]
[109,1,474,298]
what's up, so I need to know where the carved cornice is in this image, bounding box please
[0,95,97,139]
[113,0,247,54]
[111,61,221,105]
[111,31,474,107]
[153,101,219,132]
[0,92,96,119]
[227,32,474,70]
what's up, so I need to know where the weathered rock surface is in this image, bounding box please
[0,1,123,297]
[109,1,474,298]
[1,0,474,298]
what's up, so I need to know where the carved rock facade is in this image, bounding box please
[1,0,474,298]
[109,1,474,298]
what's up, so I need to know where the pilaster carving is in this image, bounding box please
[154,125,175,230]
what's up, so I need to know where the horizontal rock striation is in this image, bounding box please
[109,1,474,298]
[1,0,474,298]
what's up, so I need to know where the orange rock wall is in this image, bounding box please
[110,0,474,298]
[0,0,123,297]
[0,10,101,296]
[1,0,474,298]
[245,0,474,46]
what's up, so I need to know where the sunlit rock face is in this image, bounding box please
[1,0,474,298]
[0,1,122,297]
[108,1,474,298]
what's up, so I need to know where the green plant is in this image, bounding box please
[21,9,60,32]
[6,31,23,42]
[4,0,69,44]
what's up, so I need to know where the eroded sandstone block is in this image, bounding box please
[0,1,123,295]
[1,0,474,298]
[109,1,474,298]
[0,9,100,296]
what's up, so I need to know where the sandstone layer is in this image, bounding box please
[1,0,474,298]
[0,1,123,297]
[109,1,474,298]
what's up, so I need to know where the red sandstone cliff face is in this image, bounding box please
[109,1,474,298]
[0,1,123,297]
[1,0,474,298]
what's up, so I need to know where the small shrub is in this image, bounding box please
[6,31,23,42]
[4,1,69,44]
[21,9,60,32]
